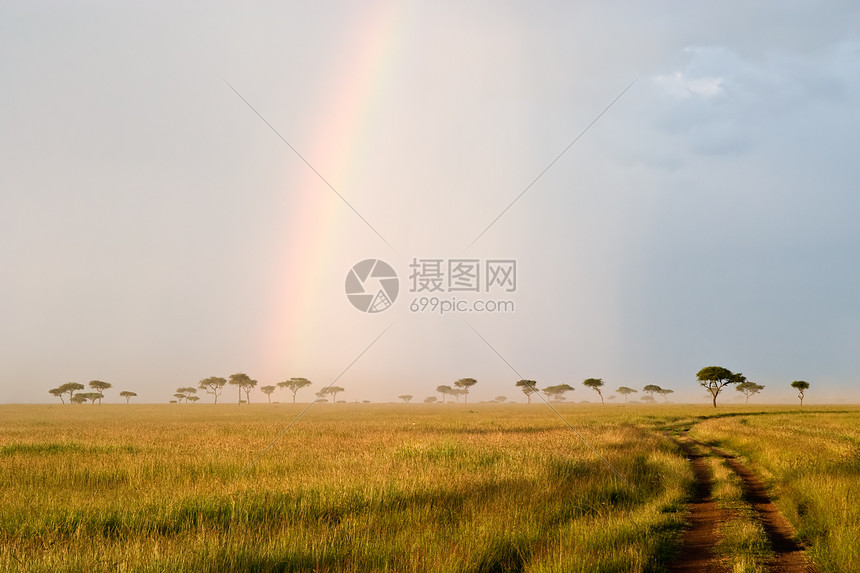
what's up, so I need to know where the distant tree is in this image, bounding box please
[398,395,413,403]
[277,378,313,403]
[119,391,137,404]
[617,387,637,403]
[173,393,187,403]
[88,380,111,404]
[199,376,227,404]
[424,396,437,403]
[169,400,178,404]
[450,388,467,403]
[362,400,371,404]
[70,394,88,404]
[495,395,508,403]
[516,380,539,403]
[736,381,765,404]
[582,378,605,404]
[436,385,453,403]
[642,385,663,400]
[697,367,741,408]
[454,378,478,404]
[187,396,200,403]
[608,395,617,401]
[48,388,65,404]
[229,373,256,404]
[79,392,101,404]
[791,380,810,406]
[543,384,575,402]
[58,382,85,403]
[260,385,277,403]
[657,388,675,403]
[641,395,656,403]
[317,386,345,402]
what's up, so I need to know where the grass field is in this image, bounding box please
[0,403,856,572]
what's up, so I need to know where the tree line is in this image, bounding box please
[48,381,136,404]
[47,368,812,406]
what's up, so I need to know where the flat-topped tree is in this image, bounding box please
[199,377,227,404]
[277,378,312,403]
[515,380,538,404]
[454,378,478,404]
[495,396,508,403]
[450,388,467,403]
[657,388,674,402]
[582,378,605,404]
[543,384,574,402]
[697,366,741,407]
[119,391,137,404]
[80,392,101,404]
[616,387,637,403]
[88,380,111,404]
[187,396,200,403]
[70,394,87,404]
[58,382,84,403]
[736,381,765,404]
[260,385,276,403]
[642,385,662,401]
[791,380,810,406]
[229,373,256,404]
[48,388,65,404]
[398,395,413,403]
[317,386,344,402]
[436,385,453,403]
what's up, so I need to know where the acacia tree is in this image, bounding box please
[80,392,101,404]
[277,378,312,403]
[70,394,87,404]
[119,391,137,404]
[398,395,413,403]
[317,386,345,402]
[543,384,574,402]
[697,366,742,408]
[58,382,84,403]
[187,396,200,403]
[199,376,227,404]
[450,388,467,403]
[736,381,765,404]
[454,378,478,404]
[173,392,187,403]
[791,380,810,406]
[657,388,675,403]
[516,380,538,403]
[88,380,111,404]
[229,373,256,404]
[616,386,637,403]
[642,384,663,401]
[582,378,605,404]
[49,388,65,404]
[260,385,277,403]
[436,385,453,403]
[495,396,508,403]
[424,396,438,403]
[175,387,197,403]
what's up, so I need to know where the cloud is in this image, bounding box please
[654,71,724,99]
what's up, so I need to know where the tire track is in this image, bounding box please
[667,432,819,573]
[666,437,730,573]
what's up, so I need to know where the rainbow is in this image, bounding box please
[258,4,408,381]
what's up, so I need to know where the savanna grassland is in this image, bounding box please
[0,403,857,572]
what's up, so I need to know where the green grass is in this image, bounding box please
[0,404,689,572]
[0,403,857,572]
[690,409,860,573]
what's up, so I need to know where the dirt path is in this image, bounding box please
[666,438,729,573]
[667,433,818,573]
[708,445,818,573]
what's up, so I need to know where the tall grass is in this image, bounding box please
[690,409,860,573]
[0,404,690,572]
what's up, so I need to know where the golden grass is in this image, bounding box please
[0,404,689,572]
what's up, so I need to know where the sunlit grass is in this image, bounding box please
[691,409,860,573]
[0,404,689,572]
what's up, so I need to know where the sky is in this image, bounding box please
[2,1,859,405]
